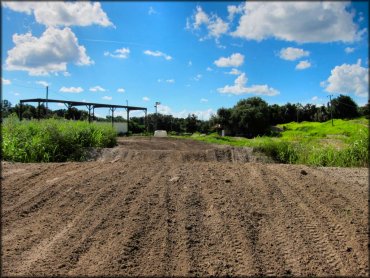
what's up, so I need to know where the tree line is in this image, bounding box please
[1,94,368,137]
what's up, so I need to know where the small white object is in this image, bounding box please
[154,130,167,137]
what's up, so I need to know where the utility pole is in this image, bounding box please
[328,95,334,126]
[154,101,160,131]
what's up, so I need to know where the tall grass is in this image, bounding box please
[2,116,117,162]
[179,118,369,167]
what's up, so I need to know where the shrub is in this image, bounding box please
[2,116,117,162]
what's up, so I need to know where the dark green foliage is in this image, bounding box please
[331,94,359,119]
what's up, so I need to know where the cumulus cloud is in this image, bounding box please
[279,47,309,61]
[322,59,368,97]
[144,50,172,60]
[166,79,175,83]
[214,53,244,67]
[102,96,112,101]
[217,73,279,96]
[227,5,243,21]
[117,88,125,93]
[104,48,130,59]
[232,2,364,43]
[2,78,11,85]
[89,86,106,92]
[345,47,355,54]
[296,60,311,70]
[60,86,83,93]
[206,67,213,71]
[186,6,228,42]
[188,60,192,67]
[5,27,93,76]
[142,96,150,102]
[200,98,208,103]
[2,2,113,27]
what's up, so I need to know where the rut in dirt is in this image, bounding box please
[2,137,368,277]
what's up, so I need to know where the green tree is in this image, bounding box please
[331,95,359,119]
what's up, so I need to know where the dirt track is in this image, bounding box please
[2,137,369,276]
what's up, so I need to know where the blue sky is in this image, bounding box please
[1,1,369,119]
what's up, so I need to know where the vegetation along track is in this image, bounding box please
[2,137,368,276]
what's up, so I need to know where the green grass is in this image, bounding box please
[176,118,369,167]
[2,116,117,162]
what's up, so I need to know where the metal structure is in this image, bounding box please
[19,98,147,134]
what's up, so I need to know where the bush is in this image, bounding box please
[2,116,117,162]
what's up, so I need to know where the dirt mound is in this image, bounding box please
[2,137,368,277]
[93,137,271,163]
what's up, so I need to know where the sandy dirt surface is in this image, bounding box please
[2,137,368,277]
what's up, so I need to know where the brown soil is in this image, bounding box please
[2,137,368,277]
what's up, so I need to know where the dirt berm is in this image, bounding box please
[2,137,368,276]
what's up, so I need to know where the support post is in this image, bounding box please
[86,105,92,123]
[145,109,148,133]
[110,107,116,127]
[127,108,130,136]
[92,107,95,121]
[46,86,48,117]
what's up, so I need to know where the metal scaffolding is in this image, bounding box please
[19,98,147,134]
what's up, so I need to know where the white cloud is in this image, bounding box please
[193,6,209,29]
[89,86,106,92]
[2,78,11,85]
[232,2,364,43]
[104,48,130,59]
[142,96,150,102]
[200,98,208,103]
[207,15,229,39]
[117,88,125,93]
[206,67,213,71]
[345,47,355,54]
[5,27,93,76]
[14,92,20,96]
[188,60,192,67]
[60,86,83,93]
[217,73,279,96]
[2,2,113,27]
[36,80,49,87]
[214,53,244,67]
[144,50,172,60]
[63,71,71,77]
[166,79,175,83]
[296,60,311,70]
[226,68,242,75]
[57,103,64,107]
[279,47,309,61]
[186,6,228,41]
[102,96,112,101]
[194,74,202,81]
[322,59,369,97]
[156,104,215,120]
[311,96,318,101]
[148,6,157,15]
[227,5,243,21]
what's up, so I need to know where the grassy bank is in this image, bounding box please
[2,116,117,162]
[177,118,368,167]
